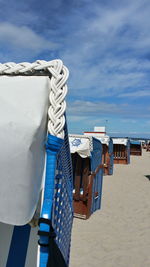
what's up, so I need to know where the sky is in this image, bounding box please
[0,0,150,138]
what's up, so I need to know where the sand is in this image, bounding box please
[70,150,150,267]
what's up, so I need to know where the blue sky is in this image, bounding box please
[0,0,150,138]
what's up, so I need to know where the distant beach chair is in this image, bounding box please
[146,142,150,152]
[113,138,130,164]
[130,140,142,156]
[101,137,114,175]
[0,60,73,267]
[142,142,147,149]
[69,135,103,219]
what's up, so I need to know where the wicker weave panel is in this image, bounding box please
[52,124,73,265]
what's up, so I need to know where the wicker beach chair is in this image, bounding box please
[113,138,130,164]
[100,137,114,175]
[130,140,142,156]
[0,60,73,267]
[69,135,103,219]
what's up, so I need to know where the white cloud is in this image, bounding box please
[67,100,120,115]
[60,1,150,98]
[67,114,105,124]
[121,119,137,123]
[67,99,150,120]
[145,120,150,125]
[67,115,88,122]
[0,23,59,59]
[119,90,150,97]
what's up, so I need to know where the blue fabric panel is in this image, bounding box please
[90,138,103,214]
[127,140,130,164]
[130,140,141,145]
[108,138,114,175]
[92,137,102,151]
[6,225,31,267]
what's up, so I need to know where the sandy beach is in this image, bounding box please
[70,150,150,267]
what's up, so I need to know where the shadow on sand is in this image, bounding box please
[145,175,150,181]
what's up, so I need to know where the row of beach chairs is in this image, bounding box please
[69,128,143,220]
[0,59,144,266]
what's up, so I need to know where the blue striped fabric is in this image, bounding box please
[0,222,39,267]
[6,225,31,267]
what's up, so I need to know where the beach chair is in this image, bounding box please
[0,60,73,267]
[69,135,103,219]
[113,138,130,164]
[84,132,114,176]
[146,142,150,151]
[130,140,142,156]
[101,136,114,175]
[142,142,147,149]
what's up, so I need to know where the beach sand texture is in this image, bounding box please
[70,150,150,267]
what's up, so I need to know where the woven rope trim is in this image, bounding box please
[0,59,69,139]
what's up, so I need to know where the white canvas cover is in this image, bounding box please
[113,138,128,146]
[0,76,50,225]
[95,136,110,146]
[84,132,110,146]
[69,135,91,158]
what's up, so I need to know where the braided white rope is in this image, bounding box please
[0,59,69,139]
